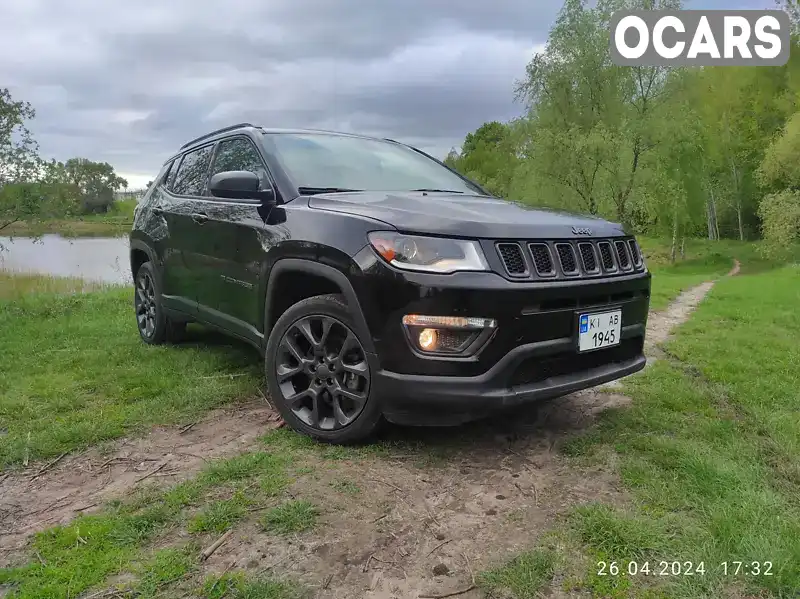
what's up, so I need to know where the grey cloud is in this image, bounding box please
[0,0,769,182]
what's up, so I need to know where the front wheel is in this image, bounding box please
[264,294,382,443]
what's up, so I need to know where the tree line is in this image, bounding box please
[444,0,800,258]
[0,88,128,233]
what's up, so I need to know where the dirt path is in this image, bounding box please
[0,402,283,560]
[0,261,741,595]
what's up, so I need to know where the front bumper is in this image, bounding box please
[353,247,651,425]
[374,331,646,426]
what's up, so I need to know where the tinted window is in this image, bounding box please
[171,145,213,196]
[265,133,481,195]
[210,137,270,191]
[158,160,174,188]
[165,158,180,190]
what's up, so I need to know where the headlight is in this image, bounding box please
[367,232,489,274]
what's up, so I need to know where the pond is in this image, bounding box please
[0,235,131,285]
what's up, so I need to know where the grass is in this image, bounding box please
[0,271,110,300]
[0,275,262,469]
[479,549,560,598]
[330,478,361,494]
[188,492,251,534]
[492,264,800,597]
[638,238,740,311]
[261,500,319,535]
[638,237,800,311]
[200,572,305,599]
[3,241,798,597]
[0,448,305,598]
[2,199,138,238]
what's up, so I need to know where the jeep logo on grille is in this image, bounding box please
[572,226,593,236]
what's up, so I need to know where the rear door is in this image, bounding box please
[149,154,198,315]
[166,144,216,314]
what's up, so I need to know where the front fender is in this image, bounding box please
[263,258,376,354]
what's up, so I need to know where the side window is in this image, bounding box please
[165,157,181,191]
[171,145,214,196]
[210,137,270,191]
[157,160,174,189]
[139,161,172,207]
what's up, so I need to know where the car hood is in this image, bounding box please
[307,191,625,239]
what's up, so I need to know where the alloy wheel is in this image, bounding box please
[275,315,370,430]
[135,271,157,338]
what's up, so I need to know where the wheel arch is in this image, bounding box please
[129,240,157,283]
[263,259,376,354]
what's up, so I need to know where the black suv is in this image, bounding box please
[130,123,650,443]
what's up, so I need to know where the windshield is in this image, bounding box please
[264,132,483,195]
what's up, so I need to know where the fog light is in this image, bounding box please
[402,314,497,356]
[418,328,438,350]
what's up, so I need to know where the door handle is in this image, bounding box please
[152,206,164,216]
[191,213,209,225]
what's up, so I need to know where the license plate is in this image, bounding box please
[578,310,622,352]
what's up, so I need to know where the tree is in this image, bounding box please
[64,158,128,214]
[513,0,679,225]
[777,0,800,34]
[0,88,39,188]
[0,88,82,233]
[445,121,519,197]
[756,110,800,256]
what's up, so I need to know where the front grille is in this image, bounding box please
[628,239,642,266]
[497,243,527,276]
[493,237,644,280]
[509,337,642,387]
[578,243,598,273]
[615,241,631,270]
[598,242,616,271]
[555,243,578,275]
[529,244,555,276]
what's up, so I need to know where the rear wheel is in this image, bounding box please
[264,294,382,443]
[134,261,186,344]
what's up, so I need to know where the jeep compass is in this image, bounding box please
[130,123,650,443]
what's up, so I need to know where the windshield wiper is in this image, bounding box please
[411,188,464,194]
[297,186,362,195]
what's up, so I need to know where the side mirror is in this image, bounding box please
[209,170,276,205]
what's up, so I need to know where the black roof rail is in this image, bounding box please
[180,123,256,150]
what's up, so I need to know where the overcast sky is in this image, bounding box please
[2,0,768,189]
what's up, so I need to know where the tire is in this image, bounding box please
[133,261,186,345]
[264,293,382,444]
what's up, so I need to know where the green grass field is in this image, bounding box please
[0,276,262,469]
[0,240,744,470]
[483,262,800,597]
[636,237,792,311]
[2,240,798,598]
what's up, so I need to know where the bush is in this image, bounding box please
[757,190,800,259]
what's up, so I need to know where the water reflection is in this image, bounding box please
[0,235,131,284]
